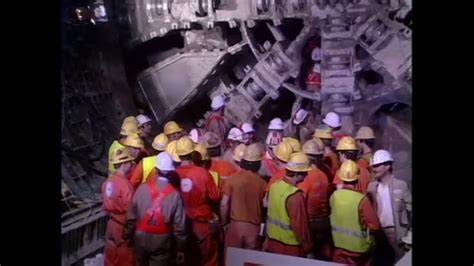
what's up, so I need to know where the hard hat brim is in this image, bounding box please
[285,166,311,172]
[152,143,167,151]
[268,125,284,130]
[323,118,341,128]
[340,174,359,182]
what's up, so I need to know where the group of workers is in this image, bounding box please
[102,95,412,266]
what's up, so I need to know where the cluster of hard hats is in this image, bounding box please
[335,149,392,182]
[231,143,264,163]
[119,115,155,149]
[271,138,312,173]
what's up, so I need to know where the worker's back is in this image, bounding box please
[330,189,375,253]
[176,164,220,221]
[125,177,187,265]
[297,167,331,219]
[223,169,267,225]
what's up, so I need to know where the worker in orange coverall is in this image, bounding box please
[175,136,221,266]
[102,148,137,266]
[299,138,334,260]
[220,143,267,253]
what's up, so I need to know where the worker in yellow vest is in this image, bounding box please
[265,152,314,258]
[330,160,381,265]
[129,133,170,190]
[108,119,141,175]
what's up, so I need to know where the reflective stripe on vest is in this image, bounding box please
[210,171,220,189]
[266,180,301,246]
[142,155,158,183]
[136,181,175,234]
[330,189,375,253]
[108,140,125,175]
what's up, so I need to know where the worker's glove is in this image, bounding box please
[176,252,185,265]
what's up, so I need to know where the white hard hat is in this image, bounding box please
[241,122,255,134]
[311,47,322,61]
[322,112,341,128]
[371,149,394,166]
[228,127,243,141]
[211,95,225,110]
[155,151,175,171]
[293,109,309,125]
[189,128,204,144]
[268,118,284,130]
[136,114,152,125]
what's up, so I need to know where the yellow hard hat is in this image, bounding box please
[164,121,184,135]
[313,127,333,139]
[242,143,263,162]
[355,126,375,140]
[286,152,311,172]
[194,144,210,160]
[303,138,325,155]
[203,132,221,148]
[176,136,195,156]
[274,141,293,162]
[336,136,358,151]
[123,134,144,149]
[152,133,169,151]
[110,148,135,165]
[233,143,246,162]
[120,121,141,136]
[339,160,360,182]
[166,140,181,162]
[283,137,302,152]
[123,116,139,125]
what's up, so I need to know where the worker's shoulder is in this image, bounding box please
[310,167,327,178]
[288,189,305,203]
[360,166,370,175]
[180,165,209,176]
[392,177,409,190]
[246,171,268,187]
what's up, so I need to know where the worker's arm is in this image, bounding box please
[287,191,314,255]
[206,170,221,201]
[333,171,343,190]
[118,182,134,214]
[262,192,269,208]
[220,179,232,225]
[359,196,382,232]
[123,188,140,240]
[129,161,144,191]
[220,195,231,225]
[163,191,188,252]
[403,182,412,229]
